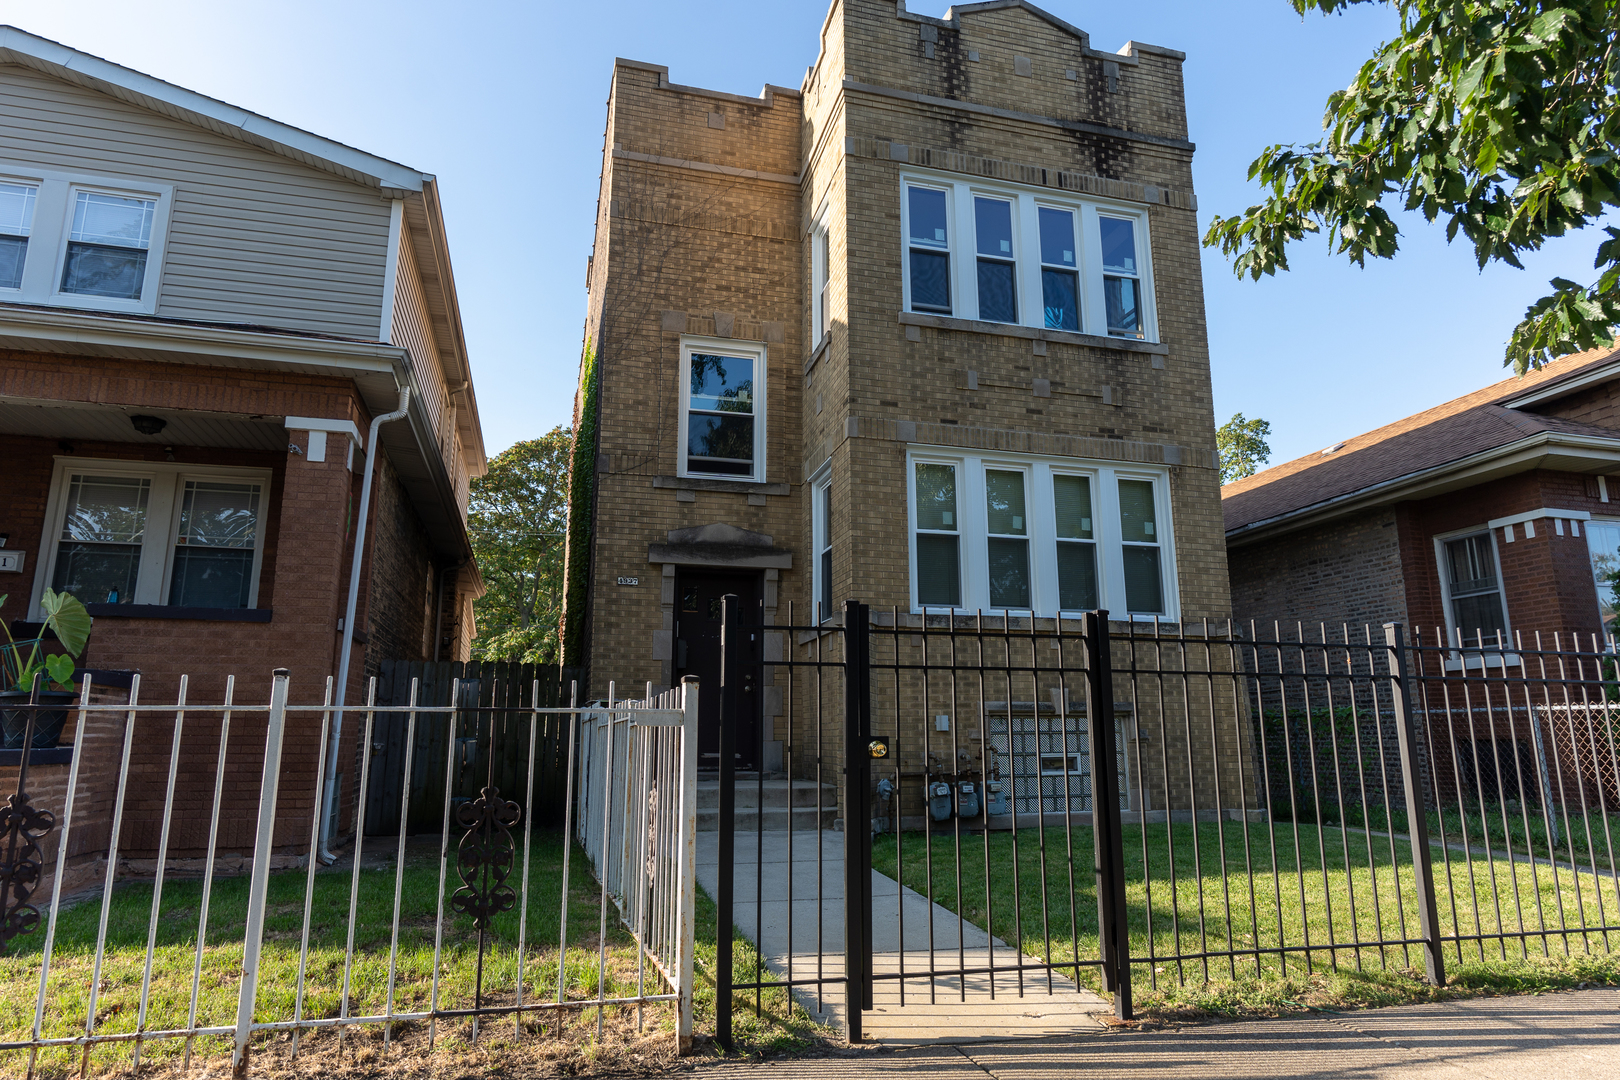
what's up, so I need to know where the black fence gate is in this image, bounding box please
[710,600,1620,1046]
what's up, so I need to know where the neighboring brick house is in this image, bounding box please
[0,26,486,861]
[569,0,1231,781]
[1224,347,1620,650]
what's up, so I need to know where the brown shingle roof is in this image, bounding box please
[1222,347,1620,536]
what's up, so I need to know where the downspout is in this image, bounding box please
[318,387,411,863]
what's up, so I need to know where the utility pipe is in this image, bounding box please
[318,388,410,863]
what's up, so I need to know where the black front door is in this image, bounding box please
[674,569,761,770]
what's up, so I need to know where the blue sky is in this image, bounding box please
[4,0,1607,469]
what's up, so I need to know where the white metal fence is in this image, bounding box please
[0,668,699,1077]
[574,678,699,1046]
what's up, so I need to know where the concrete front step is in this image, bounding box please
[696,779,836,810]
[696,805,839,833]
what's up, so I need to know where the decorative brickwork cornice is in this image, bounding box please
[844,135,1195,209]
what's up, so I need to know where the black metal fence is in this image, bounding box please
[710,605,1620,1045]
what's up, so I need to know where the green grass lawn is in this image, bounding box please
[1425,802,1620,875]
[872,818,1620,1014]
[1,830,828,1077]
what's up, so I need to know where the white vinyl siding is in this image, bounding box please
[0,65,390,337]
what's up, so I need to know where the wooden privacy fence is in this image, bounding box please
[361,661,584,835]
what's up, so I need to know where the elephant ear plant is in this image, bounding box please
[0,589,93,749]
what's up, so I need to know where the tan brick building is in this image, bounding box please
[572,0,1231,781]
[0,26,485,863]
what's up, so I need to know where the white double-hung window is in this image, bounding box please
[900,171,1156,341]
[811,214,831,347]
[34,459,271,614]
[678,337,767,482]
[908,450,1177,618]
[0,181,38,291]
[0,164,172,312]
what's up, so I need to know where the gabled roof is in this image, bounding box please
[1223,347,1620,541]
[0,25,427,193]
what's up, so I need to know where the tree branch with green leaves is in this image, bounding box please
[1218,413,1275,482]
[468,427,572,663]
[1205,1,1620,373]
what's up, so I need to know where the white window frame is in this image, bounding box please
[904,180,955,316]
[1432,525,1516,669]
[899,169,1159,342]
[810,206,831,350]
[0,177,39,292]
[906,448,1178,619]
[0,163,173,315]
[677,335,768,483]
[811,466,833,623]
[30,458,272,616]
[972,193,1020,325]
[1585,516,1620,637]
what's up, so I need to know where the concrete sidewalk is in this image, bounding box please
[701,988,1620,1078]
[695,828,1109,1039]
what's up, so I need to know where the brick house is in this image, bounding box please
[1224,347,1620,650]
[569,0,1233,798]
[0,26,486,864]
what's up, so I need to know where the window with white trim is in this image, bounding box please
[813,476,834,622]
[61,190,156,300]
[907,184,952,314]
[0,164,172,313]
[0,181,38,290]
[36,460,271,612]
[1099,215,1144,339]
[908,451,1176,617]
[1038,206,1079,331]
[901,172,1156,341]
[811,218,831,347]
[678,337,767,481]
[974,196,1017,323]
[1438,531,1509,645]
[1585,518,1620,636]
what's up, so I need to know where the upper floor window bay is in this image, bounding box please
[0,164,172,313]
[678,337,768,482]
[901,172,1156,342]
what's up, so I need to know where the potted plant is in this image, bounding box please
[0,588,93,750]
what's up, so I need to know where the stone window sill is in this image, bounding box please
[83,604,273,623]
[898,311,1170,355]
[803,335,831,375]
[652,476,791,496]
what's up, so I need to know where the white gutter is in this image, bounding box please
[319,387,410,863]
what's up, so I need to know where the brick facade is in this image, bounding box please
[0,349,472,857]
[578,0,1238,806]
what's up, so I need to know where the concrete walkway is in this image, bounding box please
[701,988,1620,1078]
[695,829,1109,1041]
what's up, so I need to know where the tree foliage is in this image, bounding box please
[1205,1,1620,372]
[1218,412,1275,483]
[468,427,571,663]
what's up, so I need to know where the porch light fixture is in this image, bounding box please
[130,414,167,436]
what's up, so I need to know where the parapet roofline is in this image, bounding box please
[895,1,1185,63]
[0,24,428,193]
[613,58,802,109]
